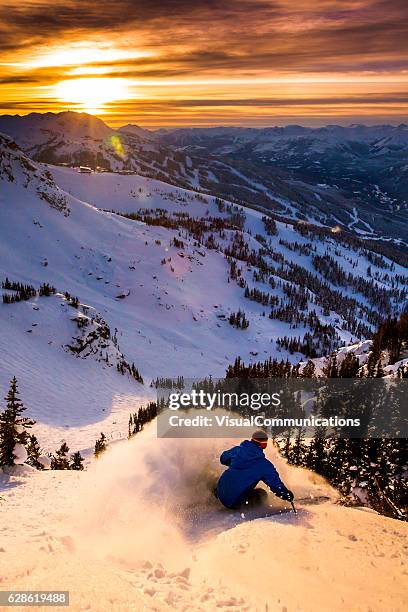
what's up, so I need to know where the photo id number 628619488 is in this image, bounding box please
[0,591,69,606]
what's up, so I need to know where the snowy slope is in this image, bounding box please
[0,135,284,447]
[0,427,406,612]
[0,291,150,451]
[1,134,407,451]
[48,162,408,326]
[0,146,297,379]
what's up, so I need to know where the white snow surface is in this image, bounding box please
[0,425,407,611]
[12,442,28,465]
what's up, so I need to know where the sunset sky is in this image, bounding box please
[0,0,407,128]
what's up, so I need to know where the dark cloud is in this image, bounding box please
[3,92,405,112]
[109,93,408,109]
[0,76,40,84]
[1,0,407,74]
[0,1,278,51]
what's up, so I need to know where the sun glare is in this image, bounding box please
[54,77,129,113]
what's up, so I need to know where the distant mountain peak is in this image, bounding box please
[118,123,154,140]
[0,111,114,146]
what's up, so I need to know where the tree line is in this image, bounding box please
[0,377,158,472]
[225,312,407,520]
[2,278,56,304]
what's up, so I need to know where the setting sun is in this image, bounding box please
[54,77,130,113]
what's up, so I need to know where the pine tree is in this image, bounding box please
[51,441,70,469]
[94,432,107,458]
[0,377,35,467]
[306,426,327,473]
[26,433,42,469]
[70,451,84,470]
[323,355,338,378]
[128,414,133,439]
[290,427,307,465]
[302,360,316,378]
[282,431,292,459]
[375,359,385,378]
[338,352,360,377]
[323,438,347,487]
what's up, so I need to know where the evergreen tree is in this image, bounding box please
[302,360,316,378]
[325,437,349,487]
[26,433,42,469]
[282,431,292,460]
[70,451,85,470]
[51,441,70,469]
[306,426,327,473]
[375,358,385,378]
[323,355,338,378]
[128,403,158,437]
[0,377,35,467]
[94,432,107,458]
[338,352,360,377]
[290,427,307,465]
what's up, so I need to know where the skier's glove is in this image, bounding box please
[281,489,294,502]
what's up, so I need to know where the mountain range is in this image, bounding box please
[0,112,406,252]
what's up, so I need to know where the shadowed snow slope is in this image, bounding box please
[0,425,406,611]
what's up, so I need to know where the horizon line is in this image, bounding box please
[0,109,407,132]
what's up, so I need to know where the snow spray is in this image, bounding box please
[70,421,335,568]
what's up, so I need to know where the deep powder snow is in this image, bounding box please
[1,424,406,611]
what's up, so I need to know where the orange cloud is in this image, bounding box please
[0,0,407,126]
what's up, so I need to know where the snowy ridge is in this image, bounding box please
[0,133,69,215]
[0,290,146,451]
[300,338,408,378]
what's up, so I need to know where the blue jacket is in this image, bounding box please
[216,440,290,508]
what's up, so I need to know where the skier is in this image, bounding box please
[215,430,294,509]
